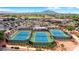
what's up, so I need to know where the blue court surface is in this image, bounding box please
[50,29,69,38]
[35,32,48,42]
[10,31,31,40]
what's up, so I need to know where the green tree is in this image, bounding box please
[11,15,17,18]
[66,26,75,31]
[72,15,79,21]
[0,30,5,42]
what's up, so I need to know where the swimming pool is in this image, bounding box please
[10,31,31,40]
[50,29,70,39]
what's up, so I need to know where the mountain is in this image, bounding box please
[0,11,14,14]
[40,10,57,14]
[0,10,57,14]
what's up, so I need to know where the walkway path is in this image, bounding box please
[71,34,79,51]
[6,45,36,51]
[71,34,79,44]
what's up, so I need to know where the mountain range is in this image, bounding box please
[0,10,58,14]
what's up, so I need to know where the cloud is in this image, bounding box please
[75,7,79,9]
[47,7,61,11]
[0,8,27,12]
[0,8,14,12]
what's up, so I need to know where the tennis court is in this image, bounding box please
[10,31,31,40]
[30,31,54,43]
[49,29,71,39]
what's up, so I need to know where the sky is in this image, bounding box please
[0,7,79,14]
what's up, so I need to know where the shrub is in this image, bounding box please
[11,47,14,49]
[66,26,75,31]
[60,44,64,48]
[0,30,5,41]
[36,48,42,51]
[2,45,6,48]
[14,47,20,49]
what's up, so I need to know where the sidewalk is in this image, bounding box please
[71,34,79,44]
